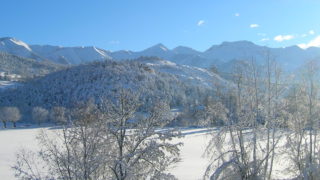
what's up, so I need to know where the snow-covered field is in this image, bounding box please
[0,128,39,180]
[0,127,297,180]
[0,127,212,180]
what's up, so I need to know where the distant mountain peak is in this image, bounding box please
[0,37,36,60]
[147,43,169,52]
[173,46,195,51]
[0,37,15,41]
[220,40,256,47]
[205,40,261,52]
[172,46,200,55]
[285,45,302,50]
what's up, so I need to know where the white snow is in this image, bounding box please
[0,127,295,180]
[9,39,32,52]
[0,38,37,59]
[0,128,40,180]
[171,130,211,180]
[141,59,230,88]
[93,46,108,57]
[0,127,212,180]
[160,45,168,52]
[0,81,19,90]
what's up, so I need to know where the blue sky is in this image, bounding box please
[1,0,320,51]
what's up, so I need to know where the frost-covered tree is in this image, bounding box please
[49,106,67,124]
[32,107,49,126]
[14,90,181,180]
[0,106,21,128]
[99,89,181,180]
[13,101,111,180]
[284,60,320,179]
[0,52,64,79]
[0,107,8,128]
[205,58,285,180]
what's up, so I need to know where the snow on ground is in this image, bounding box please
[0,127,295,180]
[0,127,212,180]
[171,129,212,180]
[0,127,40,180]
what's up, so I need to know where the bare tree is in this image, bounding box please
[32,107,49,126]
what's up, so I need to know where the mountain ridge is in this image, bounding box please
[2,37,320,71]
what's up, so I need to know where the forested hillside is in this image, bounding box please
[0,52,65,79]
[0,58,227,122]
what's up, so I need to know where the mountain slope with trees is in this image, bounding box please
[0,52,65,79]
[0,58,227,123]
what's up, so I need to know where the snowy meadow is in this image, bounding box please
[0,127,212,180]
[0,127,313,180]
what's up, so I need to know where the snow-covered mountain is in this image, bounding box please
[30,45,112,64]
[110,44,173,60]
[2,37,320,71]
[0,37,43,61]
[131,41,320,71]
[172,46,200,55]
[0,37,112,64]
[203,41,320,70]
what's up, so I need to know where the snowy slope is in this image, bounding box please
[110,50,136,60]
[0,37,43,61]
[31,45,112,64]
[137,43,173,59]
[136,57,229,88]
[0,37,112,64]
